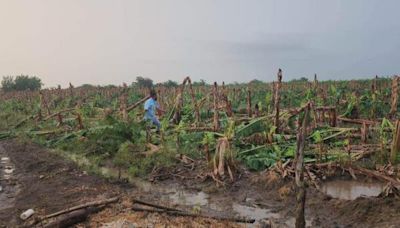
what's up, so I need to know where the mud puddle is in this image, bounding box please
[123,173,312,227]
[61,154,313,227]
[232,204,280,220]
[97,166,297,225]
[0,146,20,211]
[321,179,384,200]
[160,185,312,227]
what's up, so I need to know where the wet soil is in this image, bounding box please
[1,139,400,227]
[0,151,20,216]
[0,139,119,227]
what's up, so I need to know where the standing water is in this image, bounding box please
[59,152,313,227]
[321,179,384,200]
[0,145,20,211]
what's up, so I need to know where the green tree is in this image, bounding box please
[249,79,264,85]
[290,77,309,82]
[193,79,207,86]
[79,84,97,90]
[1,75,42,92]
[161,80,178,88]
[1,76,14,92]
[14,75,42,91]
[135,76,153,88]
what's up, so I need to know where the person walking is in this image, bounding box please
[144,90,164,132]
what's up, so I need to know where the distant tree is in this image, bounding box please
[249,79,264,85]
[80,84,96,88]
[290,77,309,82]
[161,80,178,88]
[1,76,14,92]
[14,75,42,91]
[135,76,153,88]
[192,79,207,86]
[1,75,42,92]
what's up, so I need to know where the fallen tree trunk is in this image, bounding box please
[42,206,102,228]
[34,197,119,225]
[44,108,76,121]
[127,95,150,112]
[132,198,182,212]
[131,206,255,223]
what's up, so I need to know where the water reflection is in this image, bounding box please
[321,180,384,200]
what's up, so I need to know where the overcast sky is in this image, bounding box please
[0,0,399,87]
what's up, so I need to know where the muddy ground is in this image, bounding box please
[1,139,400,227]
[0,139,120,227]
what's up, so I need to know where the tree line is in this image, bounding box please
[1,75,274,92]
[1,75,42,92]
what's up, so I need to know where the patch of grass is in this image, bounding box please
[0,112,26,131]
[128,148,177,177]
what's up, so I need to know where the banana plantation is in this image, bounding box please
[1,71,400,227]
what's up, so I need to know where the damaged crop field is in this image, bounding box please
[2,72,400,227]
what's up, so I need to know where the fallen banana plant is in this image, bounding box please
[213,137,236,182]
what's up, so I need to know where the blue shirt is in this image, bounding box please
[144,98,159,120]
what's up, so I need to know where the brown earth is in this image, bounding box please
[1,139,400,227]
[0,139,119,227]
[0,140,242,227]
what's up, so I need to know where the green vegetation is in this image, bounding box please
[0,74,399,181]
[134,76,153,88]
[1,75,42,92]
